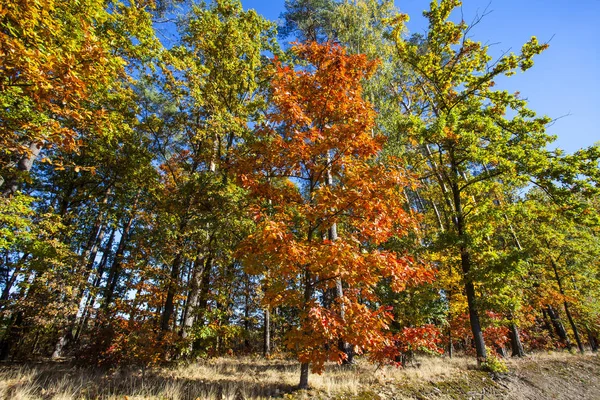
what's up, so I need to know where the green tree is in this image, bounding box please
[388,0,551,362]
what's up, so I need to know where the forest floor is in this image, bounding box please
[0,351,598,399]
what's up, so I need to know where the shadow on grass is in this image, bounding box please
[0,360,298,399]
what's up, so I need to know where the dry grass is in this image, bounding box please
[0,352,596,399]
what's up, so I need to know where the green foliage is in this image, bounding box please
[481,354,509,373]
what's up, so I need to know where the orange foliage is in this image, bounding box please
[237,42,432,374]
[0,0,124,164]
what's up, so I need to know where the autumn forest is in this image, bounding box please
[1,0,599,394]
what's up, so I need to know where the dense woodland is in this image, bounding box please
[1,0,599,389]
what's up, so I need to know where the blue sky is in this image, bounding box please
[241,0,599,154]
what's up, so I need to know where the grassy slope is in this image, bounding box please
[0,352,598,399]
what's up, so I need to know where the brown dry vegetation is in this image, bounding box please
[0,352,598,399]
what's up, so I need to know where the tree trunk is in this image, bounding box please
[160,253,182,332]
[448,325,453,358]
[53,192,112,358]
[78,228,115,338]
[0,312,23,360]
[243,273,251,351]
[462,267,487,362]
[0,270,40,360]
[586,328,598,352]
[264,307,271,357]
[456,214,486,361]
[299,362,310,390]
[546,305,571,350]
[102,202,137,312]
[563,301,584,353]
[0,253,28,309]
[298,268,313,389]
[182,255,204,339]
[195,256,214,325]
[447,147,486,363]
[509,322,526,357]
[1,142,43,197]
[325,153,352,364]
[549,258,584,353]
[496,346,507,358]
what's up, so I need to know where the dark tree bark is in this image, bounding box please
[509,322,526,357]
[0,269,41,360]
[195,256,214,323]
[549,258,584,353]
[546,305,571,350]
[181,255,204,339]
[427,143,487,363]
[586,328,598,352]
[0,312,23,360]
[298,267,313,390]
[451,178,487,362]
[299,362,310,390]
[160,252,182,332]
[185,255,214,352]
[0,253,29,310]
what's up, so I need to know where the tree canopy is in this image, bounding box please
[0,0,598,390]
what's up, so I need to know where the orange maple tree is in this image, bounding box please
[237,42,433,388]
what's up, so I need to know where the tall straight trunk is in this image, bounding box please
[447,325,453,358]
[325,152,352,364]
[298,190,317,390]
[509,322,526,357]
[52,200,112,359]
[79,228,115,337]
[264,307,271,357]
[447,290,453,358]
[243,273,251,350]
[187,255,213,351]
[179,259,194,329]
[74,223,107,326]
[53,191,112,356]
[102,197,138,312]
[460,250,487,361]
[172,260,187,333]
[61,195,111,348]
[2,141,43,197]
[182,255,203,339]
[448,149,486,362]
[423,145,454,225]
[430,200,446,231]
[298,268,313,390]
[549,257,584,353]
[159,186,197,333]
[160,253,182,332]
[80,189,111,271]
[196,256,214,321]
[563,301,583,353]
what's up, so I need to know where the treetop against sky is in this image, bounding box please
[241,0,600,154]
